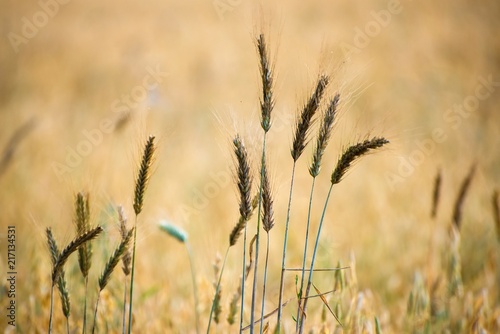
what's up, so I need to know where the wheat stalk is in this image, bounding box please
[299,137,388,333]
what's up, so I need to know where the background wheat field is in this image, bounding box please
[1,0,500,333]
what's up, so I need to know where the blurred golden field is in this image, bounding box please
[1,0,500,333]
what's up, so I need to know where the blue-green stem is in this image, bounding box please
[259,232,271,334]
[239,224,248,332]
[250,134,267,334]
[296,177,316,331]
[299,183,334,334]
[127,215,138,334]
[276,162,297,333]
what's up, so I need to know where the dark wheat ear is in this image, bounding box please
[331,137,389,185]
[46,228,71,318]
[229,135,253,246]
[309,94,340,177]
[99,228,134,291]
[75,191,92,278]
[452,164,475,229]
[291,75,330,162]
[431,168,442,218]
[134,135,156,216]
[492,189,500,242]
[52,226,103,285]
[257,34,274,133]
[261,157,274,233]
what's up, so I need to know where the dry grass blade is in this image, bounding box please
[261,157,274,233]
[241,299,292,331]
[75,191,92,278]
[52,226,103,285]
[118,205,131,276]
[309,94,339,177]
[99,228,134,290]
[133,135,156,215]
[492,189,500,241]
[229,135,253,246]
[246,234,257,279]
[431,168,442,218]
[452,164,475,229]
[257,34,274,132]
[331,137,389,185]
[312,284,342,327]
[291,75,330,161]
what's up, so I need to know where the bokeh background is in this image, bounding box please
[1,0,500,332]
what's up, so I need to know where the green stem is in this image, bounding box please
[83,276,88,334]
[239,224,248,332]
[127,215,138,334]
[48,285,54,334]
[259,232,271,334]
[250,134,267,334]
[299,183,334,334]
[276,162,297,333]
[296,177,316,330]
[207,247,230,333]
[186,242,200,334]
[91,291,101,334]
[66,316,70,334]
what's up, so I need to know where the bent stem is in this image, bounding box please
[207,247,230,333]
[276,162,297,332]
[296,176,317,331]
[299,183,334,334]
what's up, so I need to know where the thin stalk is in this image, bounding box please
[299,184,334,334]
[259,232,271,334]
[83,276,88,334]
[122,279,128,334]
[250,134,267,334]
[49,286,54,334]
[276,162,297,332]
[66,316,70,334]
[127,215,138,334]
[91,291,102,334]
[239,224,248,332]
[207,247,230,333]
[186,243,200,334]
[296,177,316,331]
